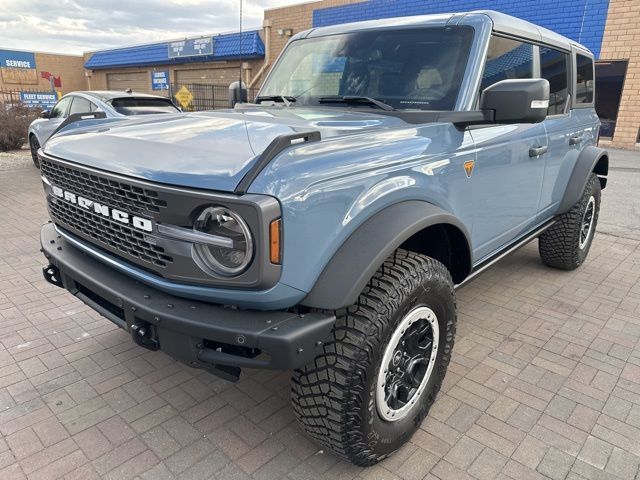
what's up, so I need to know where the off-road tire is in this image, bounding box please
[539,173,601,270]
[291,249,456,466]
[29,135,40,169]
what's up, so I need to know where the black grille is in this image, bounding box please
[49,197,173,268]
[41,157,167,215]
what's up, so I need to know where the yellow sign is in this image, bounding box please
[174,86,193,109]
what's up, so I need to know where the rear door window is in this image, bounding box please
[575,54,594,104]
[480,36,534,92]
[68,96,93,115]
[110,97,180,115]
[540,47,569,115]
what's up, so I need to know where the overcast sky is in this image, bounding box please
[1,0,303,55]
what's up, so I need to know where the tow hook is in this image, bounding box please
[131,321,159,351]
[42,264,63,288]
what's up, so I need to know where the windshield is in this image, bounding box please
[259,26,474,111]
[110,97,180,115]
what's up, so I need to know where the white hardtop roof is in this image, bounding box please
[302,10,592,55]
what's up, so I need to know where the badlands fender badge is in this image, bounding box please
[463,160,475,178]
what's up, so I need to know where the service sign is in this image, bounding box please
[0,49,37,84]
[168,37,213,58]
[19,91,58,109]
[151,71,169,90]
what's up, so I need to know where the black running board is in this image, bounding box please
[456,219,555,288]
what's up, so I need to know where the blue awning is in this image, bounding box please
[85,30,264,70]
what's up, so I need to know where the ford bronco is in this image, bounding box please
[39,11,607,466]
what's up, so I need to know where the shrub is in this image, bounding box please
[0,103,40,152]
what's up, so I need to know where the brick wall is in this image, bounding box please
[312,0,610,58]
[599,0,640,148]
[0,52,85,94]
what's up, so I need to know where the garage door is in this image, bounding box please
[175,68,237,85]
[107,72,150,93]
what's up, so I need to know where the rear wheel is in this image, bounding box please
[291,249,456,466]
[539,173,601,270]
[29,135,40,168]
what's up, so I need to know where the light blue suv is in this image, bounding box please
[38,11,607,465]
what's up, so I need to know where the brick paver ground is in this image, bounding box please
[1,150,639,479]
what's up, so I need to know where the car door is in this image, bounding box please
[39,96,73,144]
[537,46,580,220]
[468,36,548,261]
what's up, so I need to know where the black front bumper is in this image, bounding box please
[40,223,335,378]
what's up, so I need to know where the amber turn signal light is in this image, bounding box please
[269,218,282,264]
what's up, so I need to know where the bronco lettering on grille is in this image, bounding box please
[51,185,153,232]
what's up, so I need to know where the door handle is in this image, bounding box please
[529,146,548,157]
[569,135,583,146]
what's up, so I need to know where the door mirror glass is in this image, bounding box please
[481,78,550,124]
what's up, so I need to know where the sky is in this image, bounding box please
[0,0,304,55]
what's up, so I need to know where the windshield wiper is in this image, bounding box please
[318,95,395,111]
[255,95,296,107]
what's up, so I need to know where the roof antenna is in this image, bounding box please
[238,0,243,101]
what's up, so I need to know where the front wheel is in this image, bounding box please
[29,135,41,168]
[539,173,601,270]
[291,249,456,466]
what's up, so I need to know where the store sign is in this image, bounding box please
[151,71,169,90]
[0,50,37,84]
[19,91,58,109]
[168,37,213,58]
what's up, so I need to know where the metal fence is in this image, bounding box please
[168,83,260,111]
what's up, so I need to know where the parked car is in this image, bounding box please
[28,90,180,167]
[38,11,607,466]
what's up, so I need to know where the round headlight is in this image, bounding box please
[193,206,253,276]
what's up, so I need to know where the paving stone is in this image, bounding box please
[2,158,640,480]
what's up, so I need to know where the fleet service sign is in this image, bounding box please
[0,50,37,85]
[168,37,213,58]
[19,91,58,109]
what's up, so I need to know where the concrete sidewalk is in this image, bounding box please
[0,148,638,480]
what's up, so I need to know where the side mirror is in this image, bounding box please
[41,109,50,119]
[228,81,247,107]
[481,79,550,124]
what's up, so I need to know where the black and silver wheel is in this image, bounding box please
[539,173,601,270]
[376,306,439,422]
[29,135,41,168]
[291,250,456,466]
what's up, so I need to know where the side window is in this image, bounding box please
[480,36,533,92]
[68,97,92,115]
[575,54,594,104]
[540,47,569,115]
[49,97,72,119]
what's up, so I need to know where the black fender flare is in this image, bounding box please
[557,146,608,214]
[301,200,472,310]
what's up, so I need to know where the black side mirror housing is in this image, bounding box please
[480,78,550,124]
[41,109,50,119]
[228,81,247,107]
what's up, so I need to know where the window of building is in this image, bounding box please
[595,60,628,138]
[540,47,569,115]
[576,54,594,104]
[480,36,533,92]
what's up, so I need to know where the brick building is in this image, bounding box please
[0,49,85,95]
[263,0,639,148]
[82,31,265,97]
